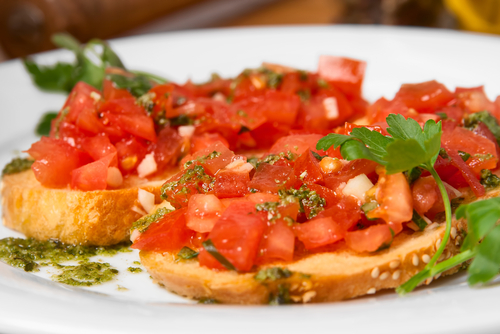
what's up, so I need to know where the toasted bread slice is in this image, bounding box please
[140,218,467,304]
[1,169,175,246]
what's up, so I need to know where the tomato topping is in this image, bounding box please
[186,194,224,233]
[214,168,250,198]
[248,163,295,194]
[294,217,344,249]
[198,201,266,271]
[26,137,91,188]
[412,176,438,215]
[345,224,393,253]
[61,82,100,124]
[152,126,184,172]
[317,55,366,99]
[268,134,324,157]
[81,134,117,165]
[189,141,234,176]
[190,132,229,154]
[257,220,295,263]
[394,80,454,114]
[131,208,195,252]
[71,153,116,191]
[293,150,324,185]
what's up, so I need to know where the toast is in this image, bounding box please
[139,217,466,304]
[1,169,175,245]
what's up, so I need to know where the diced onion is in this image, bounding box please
[130,229,141,243]
[138,189,155,214]
[443,181,463,198]
[342,174,374,202]
[131,205,147,216]
[225,159,254,173]
[137,153,157,178]
[107,167,123,188]
[178,125,195,138]
[323,97,339,120]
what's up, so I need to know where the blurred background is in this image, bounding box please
[1,0,499,62]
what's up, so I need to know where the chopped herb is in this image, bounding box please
[238,125,251,134]
[202,239,236,271]
[169,114,194,126]
[465,111,500,145]
[474,153,494,161]
[35,112,58,136]
[131,207,172,233]
[297,89,311,101]
[317,78,329,88]
[161,165,215,201]
[439,148,449,159]
[237,109,248,117]
[133,261,141,266]
[53,261,118,286]
[480,169,500,190]
[311,150,327,161]
[183,151,221,169]
[254,267,292,281]
[198,298,220,304]
[127,267,143,273]
[361,202,378,217]
[267,72,283,89]
[458,151,471,162]
[269,284,292,305]
[435,112,448,120]
[107,73,152,97]
[176,247,199,261]
[405,167,422,184]
[279,185,326,219]
[411,210,428,231]
[2,158,34,176]
[298,71,308,81]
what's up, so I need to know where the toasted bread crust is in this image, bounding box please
[1,170,172,245]
[140,219,467,304]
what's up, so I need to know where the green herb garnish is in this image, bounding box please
[176,247,199,261]
[202,239,236,271]
[131,207,172,233]
[35,111,58,136]
[411,210,428,231]
[480,169,500,190]
[107,73,152,97]
[2,157,34,176]
[465,111,500,145]
[254,267,292,281]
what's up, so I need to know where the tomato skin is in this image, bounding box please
[294,217,344,249]
[190,133,229,154]
[62,82,100,124]
[26,137,91,188]
[345,224,393,253]
[454,86,495,114]
[246,192,280,204]
[248,163,295,194]
[214,169,250,198]
[81,134,117,165]
[257,220,295,263]
[268,134,324,157]
[446,149,485,197]
[186,194,224,233]
[115,137,148,174]
[315,195,361,231]
[367,170,413,225]
[152,126,184,172]
[198,201,266,272]
[324,159,378,191]
[317,55,366,99]
[412,176,438,215]
[71,153,115,191]
[367,97,409,124]
[103,79,133,100]
[190,141,235,176]
[293,150,324,185]
[394,80,454,114]
[131,208,195,252]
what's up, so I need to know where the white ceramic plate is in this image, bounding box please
[1,25,500,334]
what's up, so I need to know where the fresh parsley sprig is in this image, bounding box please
[24,33,167,93]
[317,114,452,293]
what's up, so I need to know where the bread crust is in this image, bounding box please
[140,217,467,304]
[1,169,173,245]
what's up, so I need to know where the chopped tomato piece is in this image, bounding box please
[268,134,324,157]
[214,169,250,198]
[246,192,280,204]
[454,86,495,114]
[26,137,91,188]
[189,141,235,176]
[81,134,117,165]
[394,80,454,114]
[61,82,100,124]
[412,176,438,215]
[293,150,324,185]
[153,126,184,172]
[248,163,295,193]
[294,217,344,249]
[71,153,116,191]
[190,133,229,154]
[186,194,224,233]
[198,201,266,271]
[367,97,409,124]
[324,159,378,191]
[131,208,195,252]
[102,79,133,100]
[315,195,361,230]
[115,137,147,174]
[345,224,393,253]
[318,55,366,99]
[257,220,295,263]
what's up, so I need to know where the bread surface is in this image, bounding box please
[140,217,467,304]
[1,169,173,245]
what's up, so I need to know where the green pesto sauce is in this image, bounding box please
[131,207,172,233]
[0,237,129,286]
[127,267,143,273]
[2,158,34,176]
[160,165,215,200]
[279,185,326,219]
[53,261,118,286]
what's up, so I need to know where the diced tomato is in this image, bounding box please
[317,55,366,99]
[214,168,250,198]
[190,141,234,175]
[198,201,266,271]
[103,113,156,143]
[394,80,454,114]
[294,217,344,249]
[268,134,324,157]
[102,79,133,100]
[186,194,224,233]
[26,137,91,188]
[293,150,324,185]
[366,170,413,224]
[131,208,195,252]
[61,82,100,124]
[248,163,295,193]
[412,176,438,215]
[54,122,88,148]
[257,220,295,263]
[446,149,485,197]
[367,97,409,124]
[71,153,116,191]
[454,86,495,114]
[190,133,229,154]
[115,137,148,173]
[324,159,378,191]
[345,224,393,253]
[279,72,302,95]
[160,166,215,209]
[315,195,361,230]
[345,122,385,135]
[246,192,280,204]
[306,184,339,209]
[153,126,184,172]
[81,134,117,165]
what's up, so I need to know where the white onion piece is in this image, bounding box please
[178,125,195,138]
[137,153,157,178]
[107,167,123,188]
[130,229,141,243]
[131,205,147,216]
[443,181,463,198]
[342,174,374,202]
[323,97,339,120]
[138,189,155,214]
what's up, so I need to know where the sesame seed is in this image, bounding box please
[389,260,400,269]
[450,227,457,239]
[422,254,431,264]
[379,272,389,280]
[392,270,401,280]
[425,277,433,285]
[367,288,376,294]
[412,254,419,266]
[302,291,316,303]
[371,267,380,278]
